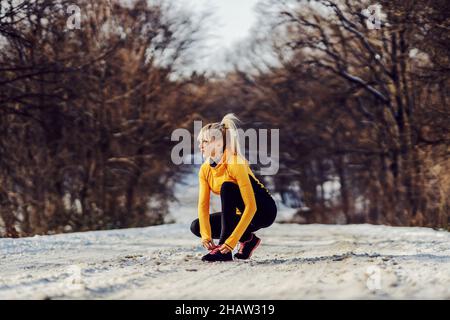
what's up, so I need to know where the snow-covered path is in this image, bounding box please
[1,223,449,299]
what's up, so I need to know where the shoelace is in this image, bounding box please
[210,246,221,254]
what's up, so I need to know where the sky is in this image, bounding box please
[174,0,261,74]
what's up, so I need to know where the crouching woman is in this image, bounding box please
[190,113,277,262]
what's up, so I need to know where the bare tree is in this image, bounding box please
[0,0,203,236]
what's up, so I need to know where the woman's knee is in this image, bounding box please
[264,208,278,228]
[255,202,277,228]
[190,219,201,237]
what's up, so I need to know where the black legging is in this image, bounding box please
[191,179,277,244]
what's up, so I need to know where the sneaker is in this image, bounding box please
[234,234,261,260]
[201,246,233,262]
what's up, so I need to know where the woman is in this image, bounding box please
[190,113,278,262]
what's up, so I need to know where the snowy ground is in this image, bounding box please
[1,165,449,299]
[1,222,449,299]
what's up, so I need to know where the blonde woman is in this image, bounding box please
[190,114,277,262]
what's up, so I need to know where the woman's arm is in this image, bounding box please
[223,162,257,251]
[198,166,212,241]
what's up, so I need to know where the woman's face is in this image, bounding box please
[199,130,223,159]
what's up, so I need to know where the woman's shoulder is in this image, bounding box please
[199,161,210,177]
[226,152,247,165]
[225,152,249,175]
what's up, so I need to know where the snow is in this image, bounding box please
[1,161,449,299]
[1,223,449,299]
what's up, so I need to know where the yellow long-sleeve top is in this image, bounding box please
[198,149,268,250]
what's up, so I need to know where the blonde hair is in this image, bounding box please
[197,113,245,163]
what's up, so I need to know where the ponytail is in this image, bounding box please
[220,113,243,159]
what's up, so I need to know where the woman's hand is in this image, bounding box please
[219,244,231,254]
[201,239,216,250]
